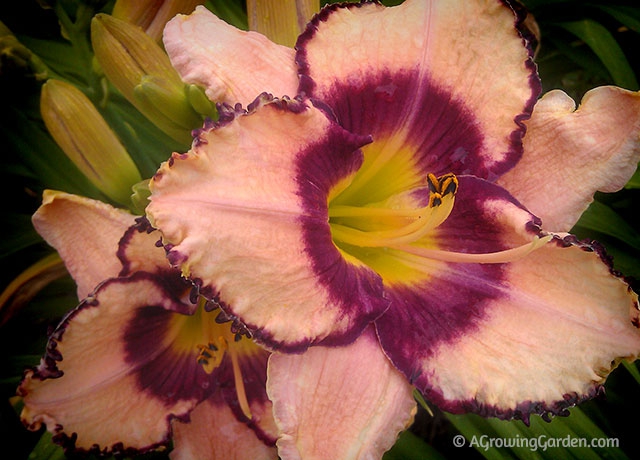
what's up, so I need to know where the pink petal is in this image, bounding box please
[406,238,640,422]
[498,87,640,231]
[117,218,174,275]
[267,326,416,460]
[171,395,277,460]
[358,176,640,421]
[32,191,136,299]
[164,6,299,107]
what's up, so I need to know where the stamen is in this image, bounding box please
[426,173,457,207]
[196,339,226,374]
[227,340,253,420]
[192,302,252,421]
[329,173,458,248]
[328,205,425,219]
[393,235,552,265]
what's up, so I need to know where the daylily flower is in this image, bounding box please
[18,191,278,459]
[147,1,640,458]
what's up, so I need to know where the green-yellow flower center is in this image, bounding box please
[169,299,256,420]
[327,143,551,284]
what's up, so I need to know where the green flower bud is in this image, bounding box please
[130,179,151,215]
[187,84,217,120]
[40,79,142,206]
[91,14,201,143]
[111,0,202,43]
[246,0,319,47]
[133,75,203,137]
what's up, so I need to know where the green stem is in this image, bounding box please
[54,2,103,101]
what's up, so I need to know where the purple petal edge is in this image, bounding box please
[502,0,543,176]
[431,384,605,425]
[296,0,542,181]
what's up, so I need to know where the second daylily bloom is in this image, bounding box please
[147,1,640,457]
[18,191,278,458]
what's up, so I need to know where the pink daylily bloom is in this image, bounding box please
[18,191,278,459]
[146,0,640,458]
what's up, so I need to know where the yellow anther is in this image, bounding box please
[426,173,458,207]
[194,326,252,420]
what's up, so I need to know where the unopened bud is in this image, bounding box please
[246,0,319,47]
[134,75,203,136]
[112,0,202,43]
[91,13,201,143]
[130,179,151,214]
[187,84,217,119]
[40,79,142,206]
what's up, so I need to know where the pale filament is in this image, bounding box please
[228,342,253,420]
[330,192,454,247]
[393,235,553,265]
[194,296,253,421]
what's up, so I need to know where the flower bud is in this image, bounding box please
[246,0,319,47]
[130,179,151,215]
[40,79,142,206]
[111,0,202,43]
[133,75,204,133]
[91,13,201,144]
[187,84,217,119]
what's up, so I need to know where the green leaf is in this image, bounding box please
[413,388,434,416]
[0,214,41,258]
[595,5,640,33]
[557,19,638,90]
[448,407,629,460]
[625,167,640,189]
[384,429,447,460]
[574,200,640,250]
[205,0,248,30]
[29,432,67,460]
[622,361,640,386]
[17,36,84,84]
